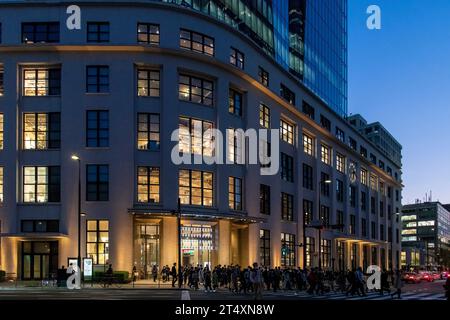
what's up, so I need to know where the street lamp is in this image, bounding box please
[71,154,82,270]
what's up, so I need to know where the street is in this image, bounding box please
[0,280,446,300]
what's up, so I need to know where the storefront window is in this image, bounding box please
[86,220,109,265]
[181,224,216,267]
[134,221,160,279]
[281,233,295,267]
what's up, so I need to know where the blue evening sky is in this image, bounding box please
[348,0,450,204]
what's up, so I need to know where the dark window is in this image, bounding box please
[180,29,214,55]
[281,193,294,221]
[388,227,392,242]
[228,177,243,211]
[380,201,384,217]
[302,101,315,119]
[387,167,392,176]
[336,210,344,232]
[388,186,392,199]
[336,179,344,202]
[230,47,244,69]
[137,113,160,151]
[350,215,356,235]
[396,190,400,201]
[370,153,377,164]
[260,229,270,267]
[349,186,356,208]
[228,88,242,116]
[360,146,368,158]
[280,84,295,105]
[361,218,367,237]
[336,127,345,142]
[320,206,330,227]
[137,69,160,97]
[303,199,313,225]
[303,164,313,190]
[361,191,367,211]
[137,23,159,45]
[371,197,376,214]
[380,224,385,241]
[0,66,3,96]
[371,221,377,239]
[23,68,61,96]
[379,160,385,170]
[87,22,109,42]
[178,74,213,106]
[260,184,270,215]
[281,153,294,182]
[86,111,109,148]
[321,172,330,197]
[320,115,331,131]
[258,66,269,86]
[21,220,59,233]
[388,205,392,220]
[86,66,109,93]
[86,165,109,201]
[22,22,59,43]
[349,137,357,151]
[396,228,399,243]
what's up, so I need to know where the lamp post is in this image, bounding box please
[71,155,83,270]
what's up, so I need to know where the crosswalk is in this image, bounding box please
[264,290,446,301]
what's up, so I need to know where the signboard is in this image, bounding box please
[83,258,93,277]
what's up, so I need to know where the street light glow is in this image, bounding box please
[71,154,80,161]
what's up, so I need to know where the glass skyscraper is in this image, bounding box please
[158,0,348,117]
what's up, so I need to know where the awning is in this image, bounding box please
[0,232,69,239]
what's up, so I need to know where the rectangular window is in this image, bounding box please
[281,233,295,267]
[178,74,213,106]
[137,23,160,45]
[228,177,243,211]
[361,168,368,185]
[336,153,345,173]
[86,111,108,148]
[86,220,109,265]
[336,179,344,202]
[0,167,3,203]
[349,186,356,208]
[137,113,160,151]
[280,119,294,145]
[137,166,160,203]
[230,47,244,69]
[179,170,213,206]
[336,127,345,142]
[361,191,367,211]
[180,29,214,56]
[23,113,60,150]
[380,224,385,241]
[361,218,367,237]
[23,166,60,203]
[260,184,270,215]
[302,101,315,119]
[259,104,270,128]
[281,193,294,221]
[228,89,242,116]
[21,220,59,233]
[371,197,376,214]
[23,68,61,96]
[370,153,377,164]
[350,215,356,235]
[320,239,332,269]
[303,133,314,156]
[226,128,244,164]
[281,153,294,182]
[0,114,3,150]
[258,66,269,86]
[303,164,313,190]
[371,221,377,239]
[305,237,315,267]
[178,117,214,157]
[320,206,330,227]
[320,172,330,196]
[86,165,109,201]
[260,229,270,267]
[303,199,313,225]
[22,22,59,43]
[87,22,109,42]
[337,210,344,232]
[380,201,384,217]
[370,174,378,190]
[360,146,368,158]
[137,69,160,97]
[321,144,331,165]
[0,67,4,96]
[86,66,109,93]
[280,84,295,105]
[349,137,357,151]
[320,115,331,131]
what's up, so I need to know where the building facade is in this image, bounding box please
[0,0,401,281]
[401,202,450,269]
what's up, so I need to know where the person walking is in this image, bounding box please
[444,274,450,301]
[171,263,178,288]
[391,270,403,299]
[355,267,367,296]
[250,262,264,300]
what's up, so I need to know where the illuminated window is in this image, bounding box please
[23,166,60,203]
[178,117,214,157]
[178,74,213,106]
[86,66,109,93]
[228,89,242,116]
[230,47,244,69]
[22,22,59,43]
[137,113,160,151]
[336,153,345,173]
[361,168,368,185]
[305,237,315,267]
[86,220,109,265]
[137,70,160,97]
[418,220,435,227]
[281,192,294,221]
[228,177,243,211]
[402,229,416,235]
[321,144,331,165]
[0,167,3,203]
[406,222,417,228]
[23,68,61,96]
[303,133,314,156]
[87,22,109,43]
[23,113,60,150]
[227,128,244,164]
[280,119,294,145]
[370,174,378,190]
[0,113,3,150]
[259,104,270,128]
[258,67,269,87]
[321,239,332,268]
[180,29,214,56]
[281,233,295,267]
[137,23,159,45]
[402,236,417,242]
[179,170,213,206]
[401,215,416,221]
[137,167,160,203]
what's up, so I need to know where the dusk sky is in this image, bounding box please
[348,0,450,205]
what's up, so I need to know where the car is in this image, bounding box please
[431,272,441,280]
[403,272,421,284]
[420,272,434,282]
[441,271,449,279]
